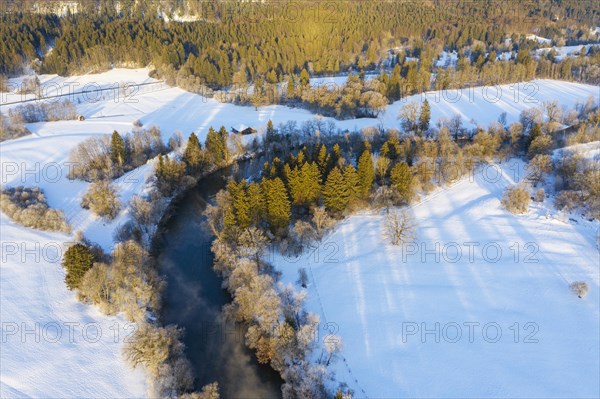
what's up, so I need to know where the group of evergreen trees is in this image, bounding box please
[154,125,235,196]
[2,0,598,86]
[216,132,424,238]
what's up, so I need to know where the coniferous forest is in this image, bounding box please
[1,0,599,89]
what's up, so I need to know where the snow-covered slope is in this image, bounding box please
[273,161,600,398]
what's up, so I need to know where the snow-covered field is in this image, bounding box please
[0,214,147,398]
[1,68,598,397]
[273,161,600,398]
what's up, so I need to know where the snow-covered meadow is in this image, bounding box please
[1,68,598,397]
[273,161,600,398]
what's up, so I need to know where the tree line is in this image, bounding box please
[2,0,598,85]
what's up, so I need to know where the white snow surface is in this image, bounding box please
[1,68,599,397]
[526,34,552,45]
[436,51,459,67]
[272,160,600,398]
[553,141,600,162]
[535,44,600,61]
[0,214,148,398]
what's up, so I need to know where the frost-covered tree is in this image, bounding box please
[502,185,530,214]
[311,206,334,238]
[398,101,419,133]
[375,155,391,184]
[527,134,553,159]
[383,210,415,246]
[81,180,121,220]
[527,154,553,186]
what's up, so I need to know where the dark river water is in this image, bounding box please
[155,158,282,398]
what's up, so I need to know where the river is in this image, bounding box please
[155,157,283,398]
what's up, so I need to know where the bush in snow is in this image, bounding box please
[527,154,553,186]
[79,240,162,322]
[8,100,78,123]
[502,185,531,214]
[0,186,70,232]
[68,135,114,181]
[570,281,589,298]
[534,188,545,202]
[0,112,30,141]
[565,121,600,147]
[180,383,220,399]
[124,322,193,397]
[81,180,121,220]
[527,134,553,159]
[554,190,580,212]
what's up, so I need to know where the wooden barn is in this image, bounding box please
[231,125,256,135]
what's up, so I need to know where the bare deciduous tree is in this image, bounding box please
[81,180,121,220]
[311,206,334,239]
[398,101,420,133]
[383,210,416,246]
[502,185,531,214]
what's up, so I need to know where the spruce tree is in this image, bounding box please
[343,164,360,205]
[323,167,349,214]
[230,180,251,229]
[205,127,224,165]
[286,75,295,99]
[390,162,414,203]
[357,150,375,199]
[300,68,310,86]
[183,132,203,172]
[387,64,402,101]
[265,119,276,144]
[62,243,95,290]
[285,164,301,205]
[156,155,186,195]
[263,177,291,231]
[387,134,401,162]
[110,130,126,167]
[419,99,431,133]
[317,144,329,176]
[302,162,322,206]
[247,182,265,226]
[218,126,230,163]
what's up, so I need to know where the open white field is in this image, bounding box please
[273,161,600,398]
[0,213,148,398]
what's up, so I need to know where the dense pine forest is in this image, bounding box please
[1,0,599,90]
